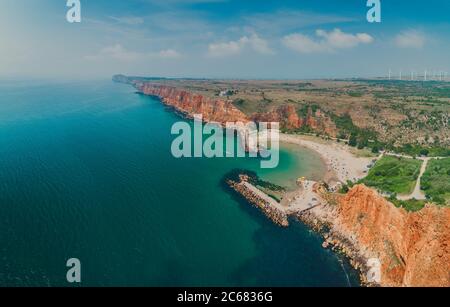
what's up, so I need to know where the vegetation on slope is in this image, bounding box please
[388,198,426,212]
[360,156,422,195]
[421,158,450,205]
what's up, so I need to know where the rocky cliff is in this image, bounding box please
[113,75,337,134]
[329,185,449,287]
[137,82,249,124]
[112,74,133,84]
[252,105,337,136]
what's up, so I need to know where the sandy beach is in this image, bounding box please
[280,133,375,186]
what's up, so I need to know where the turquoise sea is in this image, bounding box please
[0,80,359,286]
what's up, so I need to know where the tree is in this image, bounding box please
[372,146,379,154]
[420,148,429,156]
[339,184,349,193]
[349,134,358,147]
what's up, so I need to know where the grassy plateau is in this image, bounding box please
[421,158,450,205]
[361,156,422,195]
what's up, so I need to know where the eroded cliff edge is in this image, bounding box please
[301,184,449,287]
[113,75,249,124]
[113,75,336,134]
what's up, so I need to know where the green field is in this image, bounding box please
[361,156,422,195]
[421,158,450,205]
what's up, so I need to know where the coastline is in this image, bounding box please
[118,77,450,287]
[293,192,375,287]
[125,77,375,186]
[128,79,377,285]
[279,133,375,187]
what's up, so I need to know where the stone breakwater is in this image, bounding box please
[227,178,289,227]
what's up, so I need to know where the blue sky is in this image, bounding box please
[1,0,449,79]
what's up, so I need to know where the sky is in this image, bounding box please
[0,0,449,79]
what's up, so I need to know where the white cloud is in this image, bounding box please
[244,34,274,55]
[208,40,242,57]
[282,28,374,54]
[85,44,181,61]
[316,29,374,48]
[282,34,327,54]
[208,34,273,57]
[395,30,425,49]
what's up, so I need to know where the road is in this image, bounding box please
[397,158,429,201]
[382,153,445,201]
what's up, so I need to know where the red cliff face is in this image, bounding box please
[305,108,337,137]
[134,82,337,135]
[252,105,337,136]
[252,105,302,129]
[137,83,249,124]
[336,185,450,287]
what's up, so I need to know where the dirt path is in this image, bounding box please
[398,158,429,201]
[383,152,445,201]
